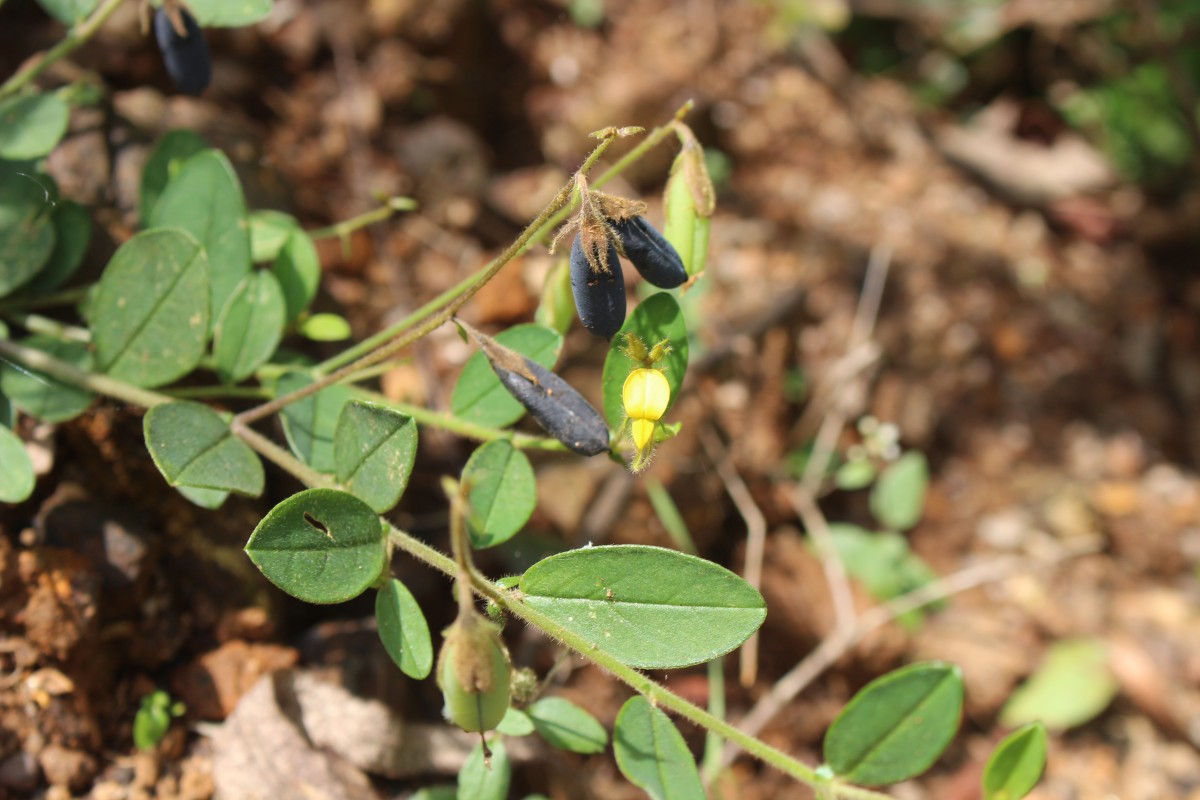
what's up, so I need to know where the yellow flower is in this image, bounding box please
[622,368,670,422]
[630,418,657,451]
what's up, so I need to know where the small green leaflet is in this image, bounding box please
[374,579,432,680]
[277,371,354,474]
[143,401,264,496]
[213,270,286,383]
[999,638,1117,731]
[0,336,94,423]
[0,425,35,503]
[333,401,417,514]
[458,739,510,800]
[527,697,608,754]
[0,93,69,161]
[983,722,1048,800]
[614,696,704,800]
[462,440,536,549]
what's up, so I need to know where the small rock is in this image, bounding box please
[171,640,299,720]
[38,743,97,792]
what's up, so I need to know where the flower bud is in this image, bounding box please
[437,615,512,733]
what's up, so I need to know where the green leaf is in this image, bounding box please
[245,488,386,604]
[213,270,286,383]
[276,371,354,473]
[148,149,250,327]
[186,0,273,27]
[0,425,35,503]
[462,440,536,549]
[0,94,69,161]
[248,209,299,262]
[452,323,563,428]
[0,171,57,297]
[409,788,456,800]
[0,335,94,423]
[143,401,264,496]
[35,0,100,23]
[177,485,229,509]
[333,401,417,513]
[601,293,689,429]
[519,545,766,669]
[825,523,939,623]
[835,458,876,490]
[613,696,704,800]
[0,391,12,429]
[24,199,91,294]
[374,578,433,680]
[90,228,209,387]
[297,312,350,342]
[272,229,321,320]
[458,739,510,800]
[869,451,929,530]
[983,722,1048,800]
[527,697,608,754]
[823,661,963,786]
[999,638,1118,731]
[139,130,207,225]
[496,707,536,737]
[132,703,170,751]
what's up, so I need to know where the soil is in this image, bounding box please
[3,1,1200,798]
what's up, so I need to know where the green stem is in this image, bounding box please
[351,389,569,452]
[165,385,272,400]
[381,523,890,799]
[229,419,334,489]
[0,0,128,100]
[2,311,91,343]
[0,337,169,409]
[308,196,416,241]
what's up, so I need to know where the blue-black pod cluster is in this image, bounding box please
[570,235,626,340]
[614,216,688,289]
[154,7,212,96]
[491,356,610,456]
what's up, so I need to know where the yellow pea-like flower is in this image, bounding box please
[622,368,670,422]
[630,418,657,451]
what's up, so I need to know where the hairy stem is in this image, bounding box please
[308,196,416,241]
[0,337,169,409]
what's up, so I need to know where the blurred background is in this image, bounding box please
[3,0,1200,798]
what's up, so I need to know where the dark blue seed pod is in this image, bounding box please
[491,357,610,456]
[154,8,212,96]
[570,235,626,339]
[614,216,687,289]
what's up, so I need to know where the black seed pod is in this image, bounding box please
[614,216,687,289]
[154,7,212,96]
[570,235,626,340]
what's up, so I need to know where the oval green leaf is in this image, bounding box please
[298,312,350,342]
[519,545,766,669]
[527,697,608,754]
[213,270,286,383]
[869,451,929,530]
[186,0,273,27]
[614,696,704,800]
[458,739,510,800]
[148,149,250,327]
[999,638,1117,731]
[24,199,91,294]
[601,292,688,430]
[276,371,354,474]
[333,400,417,513]
[451,323,563,428]
[139,129,207,225]
[0,94,69,161]
[143,401,264,496]
[90,228,209,387]
[249,209,299,262]
[983,722,1048,800]
[462,440,536,549]
[0,425,35,503]
[245,488,385,604]
[0,171,57,297]
[824,661,963,786]
[0,335,94,423]
[272,228,321,320]
[496,707,535,737]
[375,578,433,680]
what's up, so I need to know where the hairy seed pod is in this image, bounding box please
[613,216,687,289]
[570,235,626,339]
[154,7,212,96]
[437,616,512,733]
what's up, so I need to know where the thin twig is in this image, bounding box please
[719,542,1100,769]
[700,426,768,687]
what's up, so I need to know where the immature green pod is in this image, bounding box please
[437,616,512,733]
[534,257,575,337]
[154,7,212,96]
[614,217,687,289]
[662,129,714,276]
[464,323,610,456]
[570,235,626,339]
